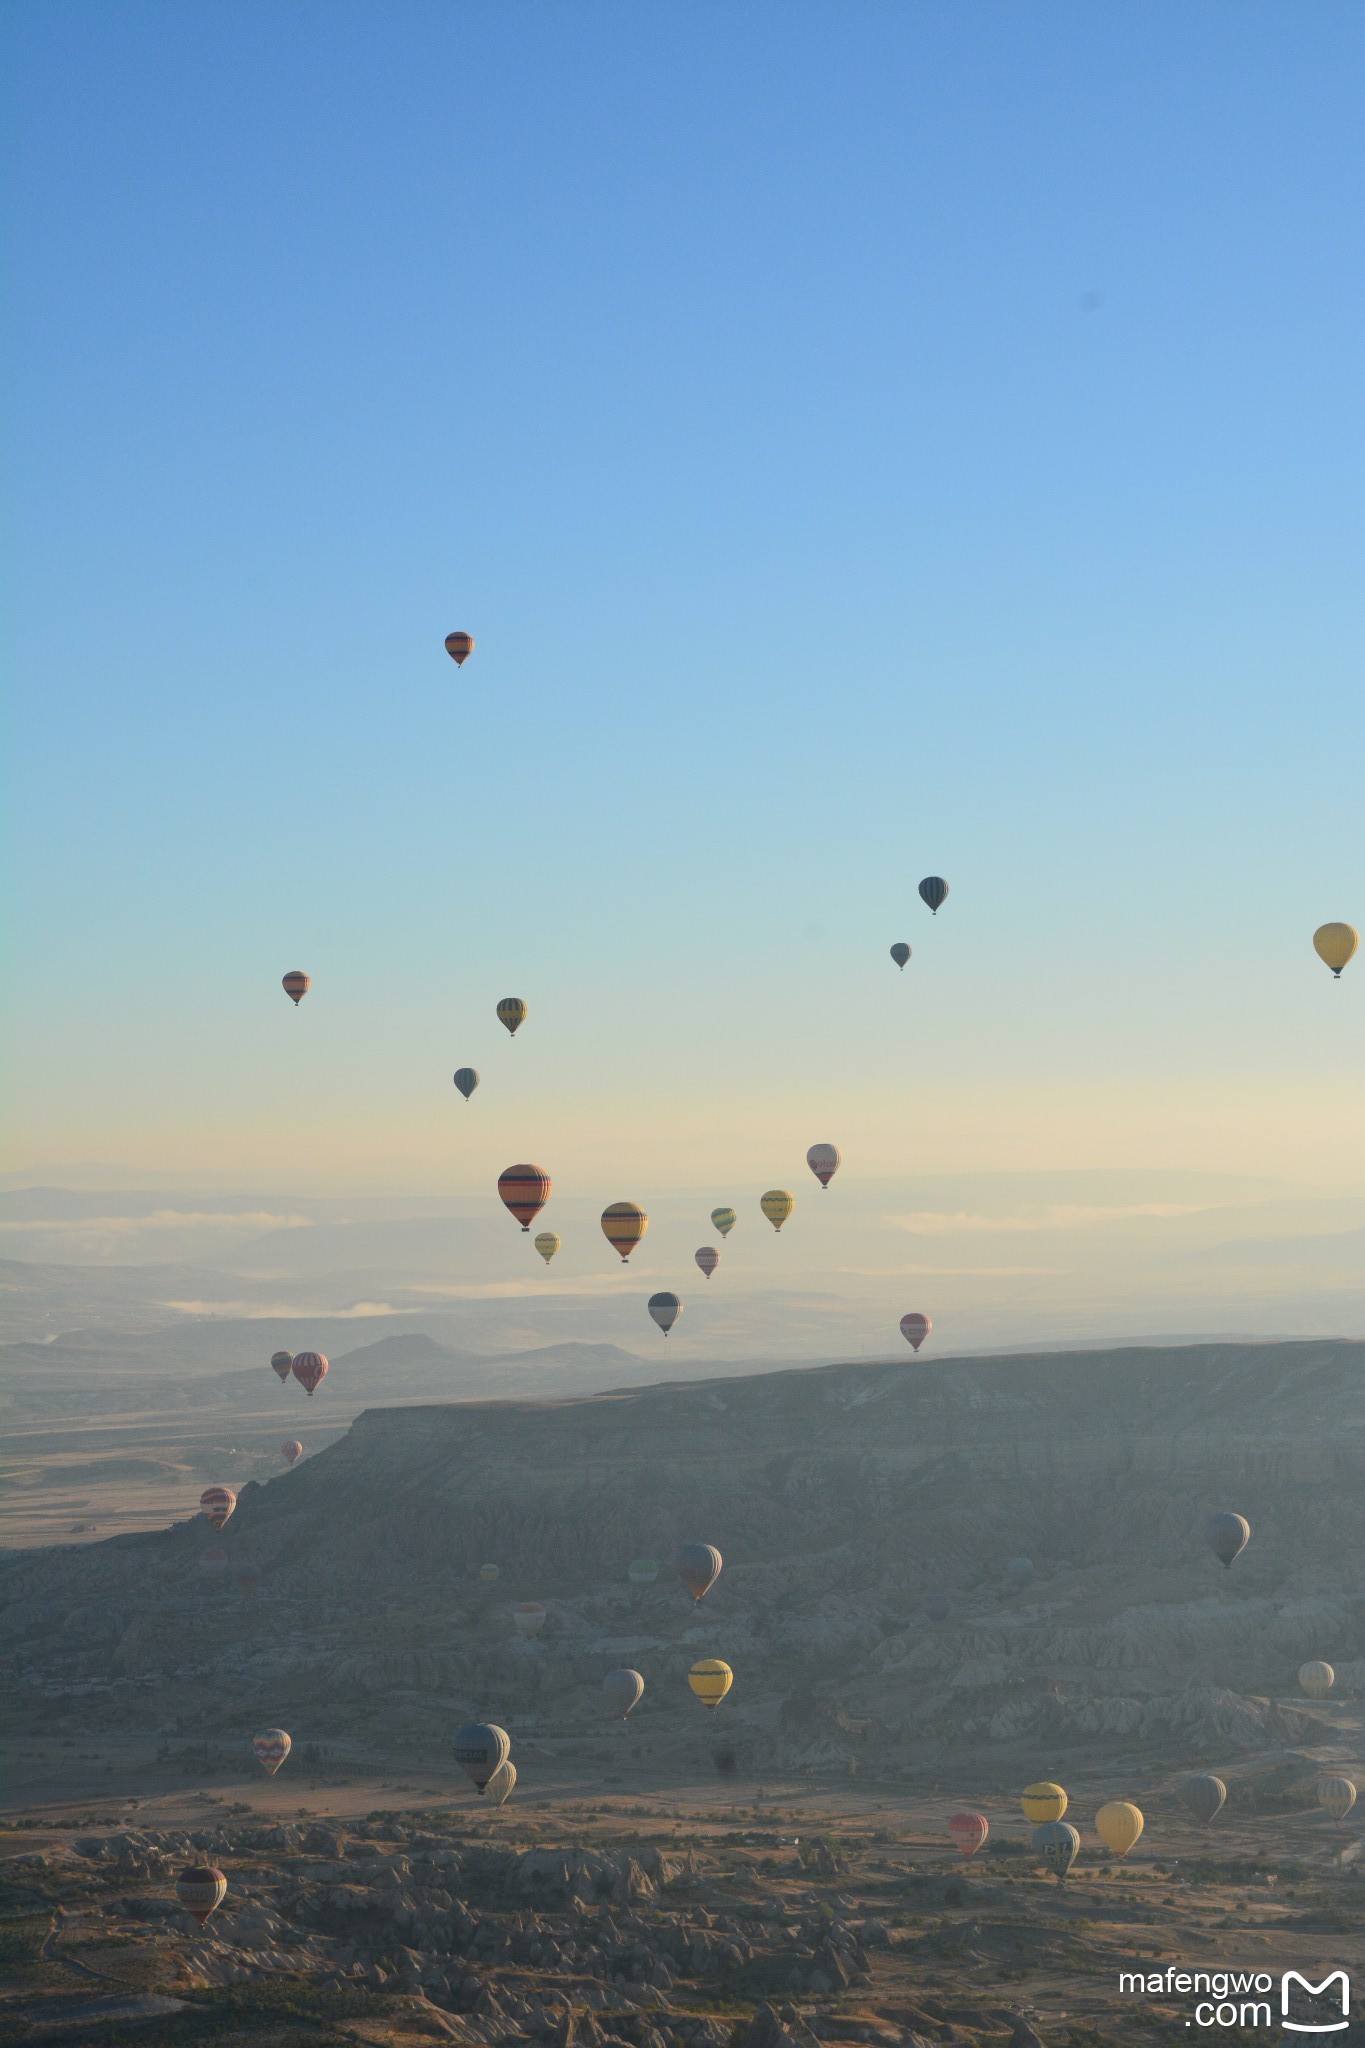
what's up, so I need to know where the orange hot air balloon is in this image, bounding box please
[291,1351,328,1396]
[199,1485,236,1529]
[499,1164,551,1231]
[601,1201,648,1261]
[444,631,475,666]
[282,1440,303,1466]
[282,971,310,1006]
[948,1811,989,1858]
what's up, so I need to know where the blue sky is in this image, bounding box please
[4,0,1362,1192]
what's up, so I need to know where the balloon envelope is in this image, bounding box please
[1033,1820,1080,1878]
[1021,1782,1068,1824]
[1006,1556,1034,1588]
[648,1291,682,1335]
[695,1245,720,1278]
[628,1557,659,1586]
[283,1440,302,1465]
[947,1811,989,1858]
[534,1231,561,1265]
[200,1545,229,1576]
[454,1722,511,1792]
[918,876,949,914]
[479,1563,500,1584]
[498,1164,551,1231]
[601,1201,649,1261]
[1180,1774,1227,1825]
[1313,921,1359,977]
[760,1189,794,1231]
[512,1602,547,1637]
[1317,1775,1357,1821]
[270,1350,293,1383]
[806,1143,840,1188]
[1204,1510,1250,1568]
[1095,1801,1144,1857]
[453,1068,480,1101]
[292,1351,328,1396]
[282,971,310,1006]
[677,1541,723,1601]
[253,1729,291,1776]
[487,1758,517,1808]
[711,1207,737,1238]
[176,1866,227,1925]
[444,631,475,666]
[1299,1660,1334,1698]
[604,1667,645,1719]
[900,1312,931,1351]
[890,942,911,970]
[689,1658,733,1708]
[199,1486,236,1530]
[496,996,527,1036]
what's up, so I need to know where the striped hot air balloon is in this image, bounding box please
[487,1758,517,1807]
[695,1246,719,1278]
[252,1729,291,1776]
[1317,1776,1357,1821]
[512,1602,547,1638]
[444,631,475,666]
[918,876,949,914]
[677,1542,722,1601]
[628,1557,659,1586]
[282,1440,302,1465]
[534,1231,560,1265]
[496,997,527,1037]
[601,1202,648,1261]
[806,1144,840,1189]
[498,1165,551,1231]
[200,1545,229,1577]
[176,1866,227,1926]
[711,1207,737,1238]
[1181,1774,1227,1825]
[900,1312,931,1351]
[1299,1660,1334,1698]
[890,942,911,971]
[760,1189,794,1231]
[604,1668,645,1720]
[453,1067,480,1101]
[270,1350,293,1383]
[947,1811,989,1858]
[688,1659,733,1709]
[1021,1782,1068,1824]
[199,1486,236,1530]
[282,971,310,1005]
[647,1291,682,1335]
[292,1351,328,1396]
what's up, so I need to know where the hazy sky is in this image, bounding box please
[4,0,1362,1197]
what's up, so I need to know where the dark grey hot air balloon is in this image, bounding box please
[1032,1820,1080,1879]
[918,876,949,914]
[453,1068,480,1101]
[453,1722,511,1793]
[677,1541,722,1602]
[1204,1511,1250,1568]
[890,942,910,971]
[603,1668,645,1721]
[1181,1774,1227,1825]
[648,1291,682,1336]
[1006,1556,1034,1589]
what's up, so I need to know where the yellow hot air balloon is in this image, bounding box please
[688,1658,733,1709]
[534,1232,561,1266]
[1313,922,1359,978]
[760,1189,794,1232]
[1095,1800,1144,1857]
[497,996,528,1036]
[601,1202,649,1262]
[1021,1781,1067,1824]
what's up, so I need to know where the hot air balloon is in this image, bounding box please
[512,1602,547,1638]
[292,1351,328,1396]
[760,1189,794,1231]
[900,1312,931,1351]
[711,1207,737,1238]
[1095,1801,1144,1857]
[234,1564,263,1602]
[947,1812,989,1858]
[498,1164,551,1231]
[919,877,949,915]
[629,1557,659,1586]
[677,1542,723,1601]
[454,1722,511,1792]
[1033,1820,1080,1879]
[1317,1776,1357,1821]
[604,1668,645,1720]
[806,1144,840,1189]
[283,1439,302,1466]
[601,1202,649,1261]
[479,1563,500,1584]
[270,1350,293,1383]
[496,997,527,1037]
[200,1545,228,1577]
[689,1659,733,1709]
[534,1231,561,1265]
[1006,1556,1034,1589]
[252,1729,291,1776]
[890,942,911,971]
[200,1486,236,1530]
[648,1291,682,1335]
[453,1068,480,1101]
[1021,1782,1067,1824]
[925,1592,953,1622]
[1299,1660,1334,1698]
[1204,1510,1250,1568]
[695,1246,719,1278]
[487,1758,517,1808]
[1313,922,1359,978]
[444,631,475,666]
[282,971,310,1006]
[176,1866,227,1926]
[1180,1774,1227,1825]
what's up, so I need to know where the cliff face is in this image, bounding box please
[4,1341,1362,1776]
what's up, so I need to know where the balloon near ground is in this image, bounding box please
[919,876,949,914]
[270,1350,293,1383]
[710,1207,737,1238]
[900,1312,931,1351]
[1033,1820,1080,1879]
[1006,1556,1034,1588]
[1021,1782,1067,1823]
[292,1351,328,1396]
[453,1723,511,1792]
[760,1189,794,1231]
[496,996,527,1036]
[1181,1773,1227,1825]
[688,1659,733,1709]
[487,1759,516,1808]
[534,1231,560,1265]
[628,1557,659,1586]
[498,1164,551,1231]
[281,970,310,1006]
[1317,1776,1357,1821]
[677,1542,723,1601]
[453,1067,479,1101]
[479,1563,500,1584]
[1095,1801,1144,1857]
[947,1812,989,1858]
[890,942,910,970]
[806,1143,840,1188]
[1204,1510,1250,1568]
[200,1545,228,1576]
[199,1486,236,1529]
[648,1291,682,1335]
[601,1201,648,1261]
[282,1440,302,1465]
[695,1245,719,1278]
[444,631,475,666]
[1312,921,1358,977]
[176,1867,227,1925]
[603,1668,645,1720]
[1299,1660,1334,1698]
[512,1602,547,1638]
[252,1729,291,1776]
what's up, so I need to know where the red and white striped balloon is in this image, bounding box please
[252,1728,291,1776]
[199,1486,236,1529]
